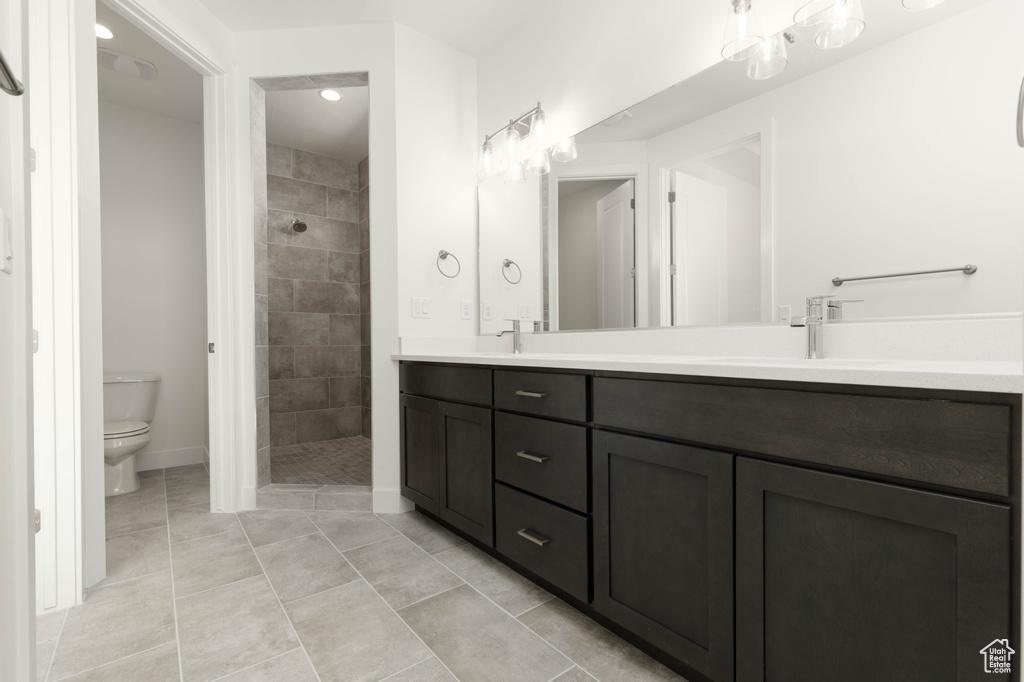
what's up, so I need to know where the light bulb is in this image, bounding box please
[96,24,115,40]
[527,149,551,176]
[722,0,763,62]
[319,89,342,102]
[746,33,788,81]
[794,0,847,26]
[551,136,578,163]
[505,125,521,161]
[902,0,946,9]
[531,107,547,148]
[815,0,865,49]
[479,140,494,176]
[505,160,526,186]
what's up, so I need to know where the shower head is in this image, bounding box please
[291,219,307,233]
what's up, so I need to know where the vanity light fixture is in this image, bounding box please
[479,102,572,182]
[505,159,526,186]
[527,148,551,175]
[96,24,115,40]
[504,122,521,160]
[793,0,847,26]
[722,0,763,62]
[479,139,494,175]
[901,0,946,9]
[747,32,791,81]
[815,0,865,49]
[319,89,342,102]
[551,136,578,163]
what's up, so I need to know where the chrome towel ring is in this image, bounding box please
[437,250,461,279]
[502,259,522,285]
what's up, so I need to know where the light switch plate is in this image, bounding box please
[519,304,532,320]
[460,300,472,320]
[482,301,493,321]
[411,297,431,319]
[778,305,791,322]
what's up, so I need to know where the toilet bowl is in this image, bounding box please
[103,372,161,497]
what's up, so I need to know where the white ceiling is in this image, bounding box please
[196,0,547,57]
[96,2,203,123]
[265,87,369,163]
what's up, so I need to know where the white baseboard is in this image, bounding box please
[136,446,206,472]
[373,488,414,514]
[240,484,256,511]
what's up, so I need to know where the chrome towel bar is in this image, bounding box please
[832,264,976,287]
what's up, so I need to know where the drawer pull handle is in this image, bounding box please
[516,451,549,463]
[515,390,548,398]
[517,529,549,546]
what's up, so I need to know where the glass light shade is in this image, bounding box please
[479,140,494,175]
[504,126,521,161]
[531,108,547,148]
[902,0,946,9]
[815,0,865,49]
[746,34,788,80]
[527,149,551,176]
[551,136,578,163]
[794,0,847,26]
[505,160,526,186]
[722,0,763,62]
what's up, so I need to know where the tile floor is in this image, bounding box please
[271,436,372,486]
[36,463,685,682]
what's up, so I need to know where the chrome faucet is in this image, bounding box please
[826,298,863,321]
[497,319,522,354]
[790,295,834,359]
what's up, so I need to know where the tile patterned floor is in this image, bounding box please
[36,463,686,682]
[271,436,372,486]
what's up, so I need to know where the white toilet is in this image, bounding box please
[103,372,161,497]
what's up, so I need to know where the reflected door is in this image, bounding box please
[673,172,728,325]
[596,180,635,328]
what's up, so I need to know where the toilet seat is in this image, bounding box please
[104,420,150,439]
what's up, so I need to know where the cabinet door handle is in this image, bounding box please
[515,390,547,398]
[515,451,549,463]
[1018,74,1024,148]
[517,529,549,546]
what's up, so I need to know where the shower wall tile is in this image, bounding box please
[360,346,371,377]
[268,175,327,215]
[293,346,360,379]
[358,156,368,191]
[295,408,362,443]
[269,312,329,346]
[267,143,292,178]
[268,277,294,312]
[267,244,329,281]
[257,396,270,450]
[293,149,358,191]
[255,295,269,347]
[360,250,370,284]
[270,414,296,447]
[329,315,360,346]
[255,242,268,296]
[329,252,361,284]
[359,282,370,314]
[267,210,360,253]
[250,80,265,141]
[258,446,271,488]
[269,346,295,380]
[360,314,370,346]
[329,377,362,408]
[256,346,270,398]
[308,73,368,89]
[360,219,369,252]
[361,377,371,408]
[270,378,330,414]
[254,75,316,91]
[326,187,360,222]
[358,187,369,220]
[362,408,371,439]
[293,281,359,315]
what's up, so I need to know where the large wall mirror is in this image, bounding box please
[478,0,1024,335]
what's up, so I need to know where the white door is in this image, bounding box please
[672,172,728,325]
[0,0,36,678]
[596,179,635,329]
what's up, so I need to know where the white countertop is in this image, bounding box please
[392,351,1023,393]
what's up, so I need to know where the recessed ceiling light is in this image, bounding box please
[319,89,342,102]
[95,24,115,40]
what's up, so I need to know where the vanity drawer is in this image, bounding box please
[494,370,588,422]
[495,413,589,513]
[593,377,1012,497]
[495,483,589,603]
[400,363,492,406]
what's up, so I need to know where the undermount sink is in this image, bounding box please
[693,357,892,367]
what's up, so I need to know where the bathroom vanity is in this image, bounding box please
[397,357,1018,682]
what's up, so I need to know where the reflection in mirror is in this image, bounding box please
[479,0,1024,334]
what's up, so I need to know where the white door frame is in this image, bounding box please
[547,164,647,330]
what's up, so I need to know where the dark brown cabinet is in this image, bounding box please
[735,457,1011,682]
[399,394,440,514]
[593,431,735,682]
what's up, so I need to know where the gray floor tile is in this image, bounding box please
[378,511,467,555]
[93,527,170,588]
[171,529,263,598]
[343,536,463,610]
[318,485,371,493]
[105,494,166,538]
[176,576,299,682]
[57,641,180,681]
[48,572,176,680]
[285,581,431,682]
[553,667,598,682]
[36,638,55,682]
[237,510,319,548]
[256,532,360,603]
[36,608,65,641]
[315,491,372,511]
[168,504,241,543]
[256,490,315,510]
[163,463,208,483]
[307,511,397,552]
[217,649,318,681]
[382,657,457,681]
[398,585,572,682]
[434,544,551,617]
[166,477,211,510]
[518,599,684,681]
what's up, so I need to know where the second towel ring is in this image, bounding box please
[502,259,522,285]
[437,250,461,278]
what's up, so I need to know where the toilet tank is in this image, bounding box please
[103,373,162,423]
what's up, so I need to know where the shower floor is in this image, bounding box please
[270,436,372,486]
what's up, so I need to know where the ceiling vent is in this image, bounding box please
[97,48,158,81]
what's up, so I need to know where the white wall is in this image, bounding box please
[99,101,208,469]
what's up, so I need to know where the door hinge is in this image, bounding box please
[669,264,677,277]
[208,342,215,354]
[629,198,635,209]
[668,191,676,203]
[630,267,636,279]
[34,509,40,533]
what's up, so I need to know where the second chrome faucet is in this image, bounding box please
[497,318,522,354]
[790,295,861,359]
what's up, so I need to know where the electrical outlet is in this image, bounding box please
[460,300,472,320]
[519,304,532,320]
[482,301,493,321]
[411,297,431,319]
[778,304,791,322]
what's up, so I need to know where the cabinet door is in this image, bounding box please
[736,458,1011,682]
[399,394,440,514]
[593,431,734,682]
[439,401,494,546]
